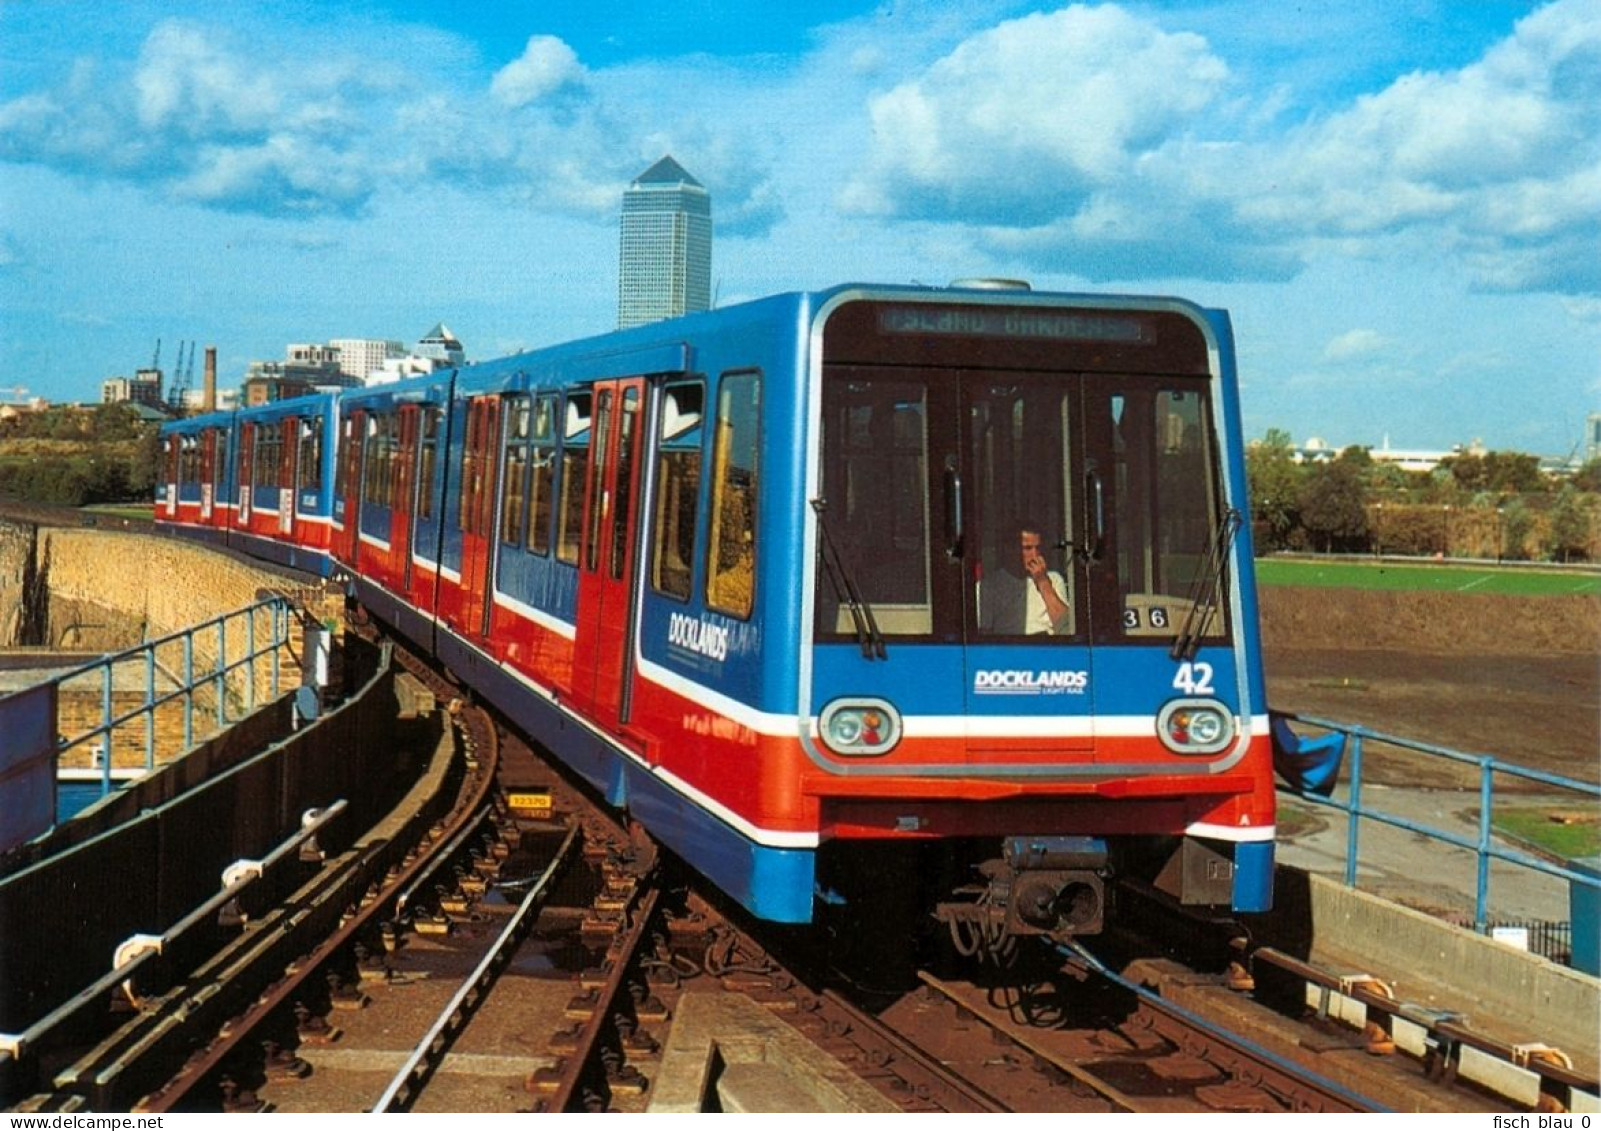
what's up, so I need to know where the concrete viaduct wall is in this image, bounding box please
[1,518,335,771]
[1,518,318,651]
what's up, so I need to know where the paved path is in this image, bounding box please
[1276,783,1583,924]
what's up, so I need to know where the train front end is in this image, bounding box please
[799,285,1273,948]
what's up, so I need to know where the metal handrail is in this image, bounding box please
[1272,709,1601,932]
[0,800,344,1060]
[52,596,295,801]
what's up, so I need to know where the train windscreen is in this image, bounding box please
[816,299,1230,647]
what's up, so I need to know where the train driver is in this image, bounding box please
[977,519,1072,636]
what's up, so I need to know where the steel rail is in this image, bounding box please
[372,821,583,1112]
[1059,940,1388,1113]
[139,702,497,1112]
[816,988,1009,1113]
[541,883,662,1112]
[0,799,346,1062]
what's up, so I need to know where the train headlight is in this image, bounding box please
[1157,699,1236,755]
[818,698,902,757]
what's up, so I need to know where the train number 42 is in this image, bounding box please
[1172,661,1214,695]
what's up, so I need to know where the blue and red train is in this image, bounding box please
[157,282,1276,951]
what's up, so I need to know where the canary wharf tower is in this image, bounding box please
[618,156,712,328]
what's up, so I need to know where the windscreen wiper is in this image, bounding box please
[811,498,886,660]
[1170,508,1241,662]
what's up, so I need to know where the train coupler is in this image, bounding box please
[936,837,1109,958]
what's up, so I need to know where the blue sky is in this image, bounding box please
[1,0,1596,456]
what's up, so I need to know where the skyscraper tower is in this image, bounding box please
[618,155,712,329]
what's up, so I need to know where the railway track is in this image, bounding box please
[11,627,1594,1114]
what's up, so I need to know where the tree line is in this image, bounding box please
[2,407,1597,562]
[0,405,163,507]
[1246,429,1600,562]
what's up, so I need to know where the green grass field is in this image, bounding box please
[1255,557,1601,597]
[81,503,155,522]
[1494,808,1601,859]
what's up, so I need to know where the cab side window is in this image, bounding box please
[706,371,759,618]
[649,381,704,600]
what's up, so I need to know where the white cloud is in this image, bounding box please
[843,6,1228,223]
[1245,0,1601,293]
[832,0,1600,296]
[490,36,588,108]
[1322,329,1387,362]
[132,20,280,136]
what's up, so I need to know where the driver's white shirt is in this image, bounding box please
[1025,571,1070,635]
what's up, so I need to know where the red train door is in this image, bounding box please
[571,378,646,731]
[237,423,255,526]
[278,420,295,536]
[459,396,501,641]
[199,432,216,521]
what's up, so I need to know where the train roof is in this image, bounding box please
[160,283,1229,429]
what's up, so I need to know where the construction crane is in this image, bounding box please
[167,340,190,408]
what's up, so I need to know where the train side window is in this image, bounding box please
[255,424,282,491]
[501,395,530,547]
[297,417,322,492]
[556,391,592,565]
[418,407,440,521]
[649,381,703,600]
[214,432,228,491]
[526,394,556,556]
[706,371,759,618]
[279,420,296,489]
[364,414,397,508]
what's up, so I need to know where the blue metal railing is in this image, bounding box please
[1272,709,1601,936]
[55,596,295,800]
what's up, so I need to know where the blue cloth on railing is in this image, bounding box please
[1271,716,1347,797]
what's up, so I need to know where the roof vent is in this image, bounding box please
[949,277,1031,291]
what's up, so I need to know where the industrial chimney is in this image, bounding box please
[203,346,217,412]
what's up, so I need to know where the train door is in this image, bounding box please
[411,404,447,609]
[394,407,419,595]
[199,432,216,522]
[960,373,1098,751]
[813,366,1099,754]
[237,423,255,526]
[458,396,501,640]
[278,420,295,536]
[163,436,180,517]
[569,377,646,729]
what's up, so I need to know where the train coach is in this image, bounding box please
[159,282,1276,952]
[158,392,339,576]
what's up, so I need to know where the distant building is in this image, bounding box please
[241,368,316,406]
[1273,435,1485,474]
[1588,413,1601,464]
[181,386,238,412]
[618,155,712,329]
[414,323,465,367]
[101,367,164,408]
[330,338,407,383]
[367,356,444,385]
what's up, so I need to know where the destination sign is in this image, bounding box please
[877,306,1150,344]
